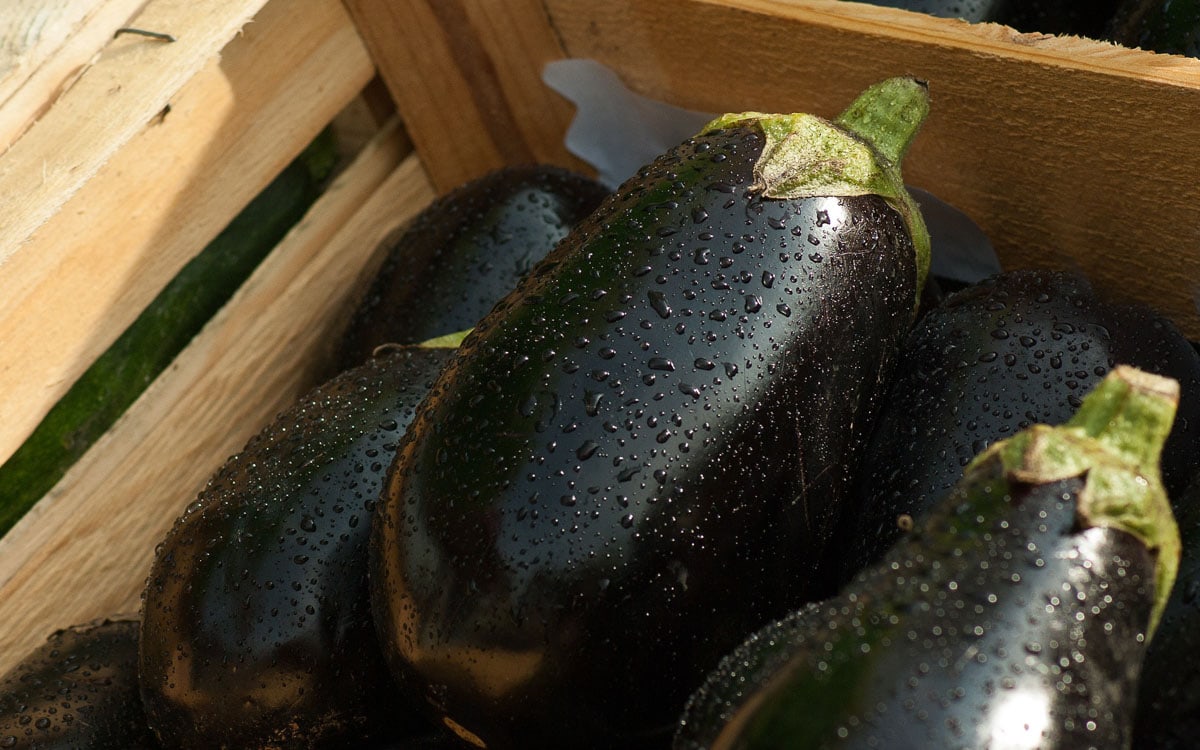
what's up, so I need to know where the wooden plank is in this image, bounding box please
[0,0,274,260]
[0,0,148,153]
[330,75,405,164]
[544,0,1200,339]
[0,0,374,467]
[0,123,432,676]
[342,0,590,194]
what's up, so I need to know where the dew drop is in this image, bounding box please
[649,290,672,319]
[584,391,604,417]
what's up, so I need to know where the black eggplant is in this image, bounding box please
[138,342,460,749]
[850,0,1122,36]
[334,165,609,371]
[675,365,1181,750]
[0,618,157,749]
[849,0,1005,22]
[994,0,1124,37]
[1132,471,1200,748]
[837,269,1200,582]
[1106,0,1200,56]
[371,78,932,749]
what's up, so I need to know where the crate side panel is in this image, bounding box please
[0,0,150,153]
[0,0,274,259]
[343,0,589,193]
[0,125,430,675]
[0,0,373,467]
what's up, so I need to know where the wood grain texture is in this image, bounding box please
[0,0,148,153]
[342,0,590,193]
[544,0,1200,338]
[0,0,373,468]
[0,0,273,260]
[0,123,431,676]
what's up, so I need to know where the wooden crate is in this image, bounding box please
[2,0,1200,681]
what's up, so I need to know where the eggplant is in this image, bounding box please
[836,268,1200,583]
[1106,0,1200,56]
[138,343,460,749]
[849,0,1005,22]
[334,165,609,372]
[850,0,1122,35]
[370,78,932,749]
[1132,471,1200,748]
[993,0,1124,37]
[675,366,1181,750]
[0,618,157,749]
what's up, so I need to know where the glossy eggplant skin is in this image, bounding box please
[139,347,453,749]
[676,469,1156,749]
[855,0,1121,35]
[993,0,1124,37]
[371,121,921,749]
[0,619,157,749]
[334,165,609,371]
[1133,472,1200,748]
[837,269,1200,582]
[1106,0,1200,56]
[852,0,1006,22]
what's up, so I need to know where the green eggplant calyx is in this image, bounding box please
[834,77,930,166]
[700,77,932,300]
[968,365,1181,637]
[416,328,473,349]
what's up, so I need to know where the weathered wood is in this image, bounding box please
[341,0,589,193]
[0,0,374,467]
[543,0,1200,338]
[0,123,431,676]
[0,1,152,154]
[0,0,270,259]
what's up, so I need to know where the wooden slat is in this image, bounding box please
[0,0,148,153]
[0,123,433,676]
[342,0,589,194]
[0,0,272,258]
[0,0,374,467]
[543,0,1200,338]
